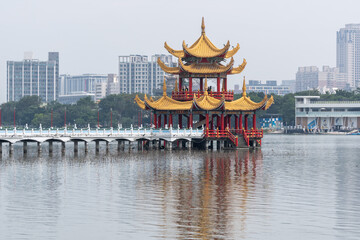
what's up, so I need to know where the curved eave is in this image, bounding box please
[134,95,146,110]
[193,95,225,110]
[182,35,231,58]
[144,95,193,111]
[179,57,234,74]
[225,95,268,111]
[264,95,274,110]
[164,42,185,58]
[157,58,180,74]
[228,58,247,75]
[225,43,240,58]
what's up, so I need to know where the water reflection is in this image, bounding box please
[1,136,360,240]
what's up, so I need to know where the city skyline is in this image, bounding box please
[1,0,360,103]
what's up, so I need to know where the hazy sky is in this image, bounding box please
[1,0,360,103]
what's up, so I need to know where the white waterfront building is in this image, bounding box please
[295,96,360,131]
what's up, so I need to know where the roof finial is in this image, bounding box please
[201,17,205,34]
[242,76,247,97]
[163,77,167,96]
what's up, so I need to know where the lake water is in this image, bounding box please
[0,135,359,239]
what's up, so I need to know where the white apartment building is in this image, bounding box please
[118,54,176,95]
[296,66,347,92]
[60,74,108,95]
[295,96,360,130]
[337,24,360,89]
[7,52,59,102]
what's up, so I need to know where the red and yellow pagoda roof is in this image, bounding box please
[135,78,274,112]
[158,17,247,76]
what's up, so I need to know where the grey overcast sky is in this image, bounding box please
[0,0,360,103]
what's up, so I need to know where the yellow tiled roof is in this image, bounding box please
[194,94,225,110]
[229,58,247,75]
[179,57,234,74]
[225,44,240,58]
[134,77,275,111]
[164,18,240,59]
[144,94,193,110]
[157,58,181,74]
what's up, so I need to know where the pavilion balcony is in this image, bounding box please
[171,90,234,101]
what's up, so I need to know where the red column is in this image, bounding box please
[164,114,167,128]
[253,113,256,129]
[205,113,209,130]
[154,113,157,128]
[235,115,239,129]
[179,78,182,92]
[239,114,243,130]
[217,76,220,92]
[244,115,248,130]
[179,114,182,129]
[224,78,227,91]
[224,116,228,129]
[189,113,193,128]
[200,78,203,91]
[221,113,224,130]
[169,114,173,127]
[158,115,162,129]
[189,77,192,92]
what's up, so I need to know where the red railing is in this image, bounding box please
[205,128,238,146]
[172,91,234,101]
[205,128,263,147]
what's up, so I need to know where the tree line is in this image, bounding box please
[1,89,359,128]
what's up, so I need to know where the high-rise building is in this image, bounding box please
[295,66,346,92]
[7,52,59,102]
[118,54,176,95]
[337,24,360,88]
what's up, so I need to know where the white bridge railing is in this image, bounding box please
[0,126,204,139]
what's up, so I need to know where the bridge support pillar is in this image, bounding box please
[106,141,109,154]
[49,141,53,153]
[166,141,172,150]
[9,143,13,155]
[61,142,65,154]
[73,141,78,153]
[117,141,121,151]
[37,142,42,154]
[96,141,100,153]
[84,142,88,153]
[23,141,28,154]
[0,142,2,154]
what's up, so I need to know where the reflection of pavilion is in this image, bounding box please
[151,149,263,239]
[136,18,274,148]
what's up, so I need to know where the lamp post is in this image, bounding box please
[13,107,16,128]
[97,107,100,128]
[64,107,67,128]
[51,108,53,128]
[110,108,113,128]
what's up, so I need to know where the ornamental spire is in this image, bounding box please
[163,77,167,96]
[242,76,247,97]
[204,76,208,96]
[201,17,205,34]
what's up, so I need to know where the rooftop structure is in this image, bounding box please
[295,96,360,131]
[135,18,274,148]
